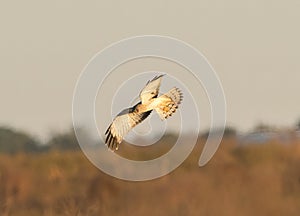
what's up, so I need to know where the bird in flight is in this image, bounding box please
[105,75,183,151]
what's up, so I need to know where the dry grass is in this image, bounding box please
[0,138,300,216]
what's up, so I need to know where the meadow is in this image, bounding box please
[1,137,300,216]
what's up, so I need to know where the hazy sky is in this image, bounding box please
[1,0,300,139]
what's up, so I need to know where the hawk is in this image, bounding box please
[105,75,183,151]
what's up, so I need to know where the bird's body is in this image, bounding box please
[105,75,182,151]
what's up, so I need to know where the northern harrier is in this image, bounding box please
[105,75,183,151]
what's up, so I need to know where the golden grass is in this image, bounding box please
[0,138,300,216]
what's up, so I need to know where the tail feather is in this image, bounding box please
[155,87,183,119]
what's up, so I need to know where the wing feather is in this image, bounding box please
[153,87,183,119]
[105,106,152,151]
[139,75,164,104]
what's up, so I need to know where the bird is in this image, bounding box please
[105,74,183,151]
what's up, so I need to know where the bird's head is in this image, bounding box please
[135,105,140,113]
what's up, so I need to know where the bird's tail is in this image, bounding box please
[155,87,183,119]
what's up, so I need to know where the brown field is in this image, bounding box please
[1,138,300,216]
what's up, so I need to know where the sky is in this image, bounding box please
[1,0,300,140]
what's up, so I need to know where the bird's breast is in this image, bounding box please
[136,101,155,113]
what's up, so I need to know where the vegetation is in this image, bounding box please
[0,127,79,154]
[0,136,300,216]
[46,130,80,151]
[297,119,300,129]
[0,127,40,154]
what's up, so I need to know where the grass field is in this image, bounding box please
[1,137,300,216]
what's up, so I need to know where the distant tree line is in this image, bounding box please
[0,126,80,154]
[0,127,40,154]
[1,119,300,154]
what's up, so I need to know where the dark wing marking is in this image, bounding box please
[105,103,152,151]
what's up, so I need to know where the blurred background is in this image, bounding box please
[1,1,300,215]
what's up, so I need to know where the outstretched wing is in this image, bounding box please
[105,105,152,151]
[153,87,183,119]
[139,75,164,104]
